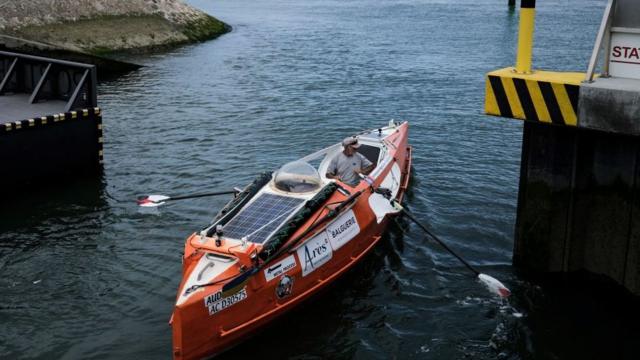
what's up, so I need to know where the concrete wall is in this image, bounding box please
[514,122,640,295]
[579,79,640,136]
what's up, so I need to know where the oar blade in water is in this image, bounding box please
[137,195,170,207]
[478,273,511,298]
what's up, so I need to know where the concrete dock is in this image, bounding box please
[486,0,640,295]
[0,51,103,189]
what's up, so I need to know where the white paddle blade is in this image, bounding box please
[478,273,511,298]
[137,195,170,207]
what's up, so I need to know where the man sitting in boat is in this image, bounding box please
[325,136,374,187]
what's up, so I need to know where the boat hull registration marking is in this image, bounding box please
[297,232,333,276]
[264,255,297,282]
[326,209,360,250]
[204,287,248,315]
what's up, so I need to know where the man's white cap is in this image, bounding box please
[342,136,361,148]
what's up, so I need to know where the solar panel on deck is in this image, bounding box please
[222,193,305,244]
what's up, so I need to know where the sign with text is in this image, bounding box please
[326,209,360,251]
[296,232,332,276]
[610,32,640,80]
[263,255,297,282]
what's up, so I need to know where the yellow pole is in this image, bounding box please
[515,0,536,74]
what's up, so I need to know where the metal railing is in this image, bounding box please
[585,0,615,82]
[0,50,97,112]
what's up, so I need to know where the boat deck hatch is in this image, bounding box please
[222,193,304,243]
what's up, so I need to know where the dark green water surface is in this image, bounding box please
[4,0,638,359]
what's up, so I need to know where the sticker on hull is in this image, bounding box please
[264,255,297,282]
[276,275,294,298]
[204,291,223,307]
[205,288,248,315]
[326,209,360,250]
[296,232,332,276]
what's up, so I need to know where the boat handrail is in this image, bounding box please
[289,202,358,252]
[205,252,235,262]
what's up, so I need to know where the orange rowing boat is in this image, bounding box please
[170,121,412,359]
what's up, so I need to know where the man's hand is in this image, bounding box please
[326,172,341,181]
[362,164,374,175]
[354,164,374,176]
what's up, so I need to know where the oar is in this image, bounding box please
[394,201,511,298]
[137,189,240,207]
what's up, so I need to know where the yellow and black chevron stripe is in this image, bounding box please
[485,69,583,126]
[1,107,99,133]
[93,107,104,165]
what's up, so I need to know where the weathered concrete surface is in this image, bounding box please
[0,0,230,54]
[568,133,636,284]
[579,78,640,136]
[514,123,575,273]
[514,121,640,296]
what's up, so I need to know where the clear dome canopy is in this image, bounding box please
[273,160,322,193]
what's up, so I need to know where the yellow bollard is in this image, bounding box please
[515,0,536,74]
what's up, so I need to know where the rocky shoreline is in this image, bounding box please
[0,0,230,55]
